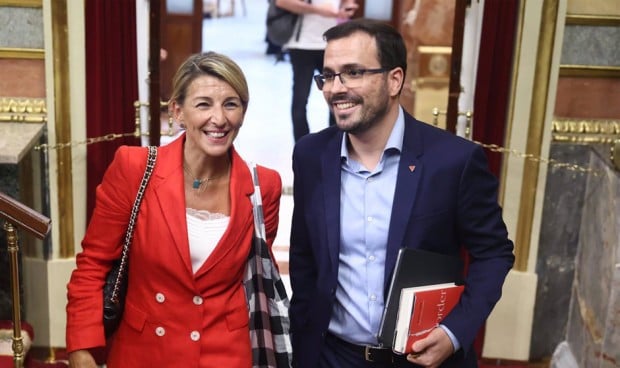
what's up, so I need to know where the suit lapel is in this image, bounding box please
[384,115,424,284]
[194,150,253,278]
[150,140,254,279]
[321,131,344,274]
[152,136,195,275]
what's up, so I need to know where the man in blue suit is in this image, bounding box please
[289,19,515,368]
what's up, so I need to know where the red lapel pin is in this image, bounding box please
[409,165,416,172]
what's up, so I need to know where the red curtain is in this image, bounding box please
[85,0,140,221]
[470,0,519,357]
[472,0,519,178]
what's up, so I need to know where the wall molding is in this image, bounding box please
[560,14,620,77]
[565,14,620,26]
[0,97,47,123]
[0,0,42,7]
[552,118,620,143]
[0,47,44,59]
[559,65,620,78]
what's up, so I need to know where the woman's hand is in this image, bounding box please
[313,3,341,18]
[68,349,97,368]
[339,0,358,18]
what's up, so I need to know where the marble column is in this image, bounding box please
[551,146,620,367]
[530,143,591,359]
[0,122,46,321]
[1,164,24,322]
[0,165,19,321]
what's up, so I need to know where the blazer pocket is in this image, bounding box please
[123,301,147,333]
[225,304,249,331]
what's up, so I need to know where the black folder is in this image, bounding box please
[377,248,464,348]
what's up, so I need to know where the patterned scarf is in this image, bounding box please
[244,162,293,368]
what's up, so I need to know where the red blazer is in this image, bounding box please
[66,135,282,367]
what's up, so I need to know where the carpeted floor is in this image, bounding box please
[28,348,549,368]
[479,358,550,368]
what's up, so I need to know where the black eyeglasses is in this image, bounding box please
[313,68,388,90]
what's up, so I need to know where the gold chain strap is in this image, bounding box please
[111,146,157,302]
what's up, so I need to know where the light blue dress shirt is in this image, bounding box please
[328,108,461,352]
[327,108,404,345]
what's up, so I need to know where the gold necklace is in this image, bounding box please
[183,161,229,192]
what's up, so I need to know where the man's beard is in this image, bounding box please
[335,88,390,136]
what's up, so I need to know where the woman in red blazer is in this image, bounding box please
[66,52,282,367]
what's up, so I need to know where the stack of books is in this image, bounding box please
[378,248,464,354]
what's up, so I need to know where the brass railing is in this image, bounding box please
[431,108,473,139]
[0,192,51,368]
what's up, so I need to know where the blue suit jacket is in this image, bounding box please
[289,111,515,367]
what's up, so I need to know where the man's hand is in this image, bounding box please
[68,349,97,368]
[406,327,454,368]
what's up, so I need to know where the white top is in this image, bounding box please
[186,208,230,274]
[284,0,340,50]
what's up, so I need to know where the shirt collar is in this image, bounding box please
[340,107,405,160]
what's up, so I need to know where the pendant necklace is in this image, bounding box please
[183,161,229,193]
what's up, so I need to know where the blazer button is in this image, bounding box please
[155,327,166,336]
[193,296,203,305]
[155,292,165,303]
[190,330,200,341]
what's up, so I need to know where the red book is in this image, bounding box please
[392,283,464,354]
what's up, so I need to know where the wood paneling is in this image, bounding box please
[160,0,203,101]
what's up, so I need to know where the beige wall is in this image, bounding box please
[567,0,620,15]
[19,0,87,349]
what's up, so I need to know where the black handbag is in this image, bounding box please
[103,146,157,338]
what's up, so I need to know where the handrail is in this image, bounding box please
[0,192,51,239]
[0,191,51,368]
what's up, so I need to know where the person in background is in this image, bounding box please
[289,19,515,367]
[66,51,282,367]
[275,0,358,142]
[265,0,284,60]
[265,34,284,59]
